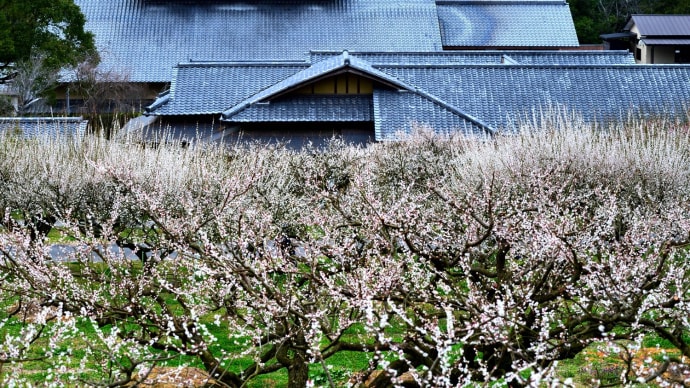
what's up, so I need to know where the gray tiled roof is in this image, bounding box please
[227,95,373,122]
[75,0,443,82]
[147,53,690,140]
[154,50,636,116]
[0,117,88,138]
[378,63,690,131]
[627,15,690,37]
[152,62,309,116]
[374,90,487,139]
[437,0,579,48]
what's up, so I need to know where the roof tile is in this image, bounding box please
[437,1,579,47]
[0,117,88,138]
[76,0,442,82]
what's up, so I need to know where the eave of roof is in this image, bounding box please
[642,38,690,46]
[600,32,636,40]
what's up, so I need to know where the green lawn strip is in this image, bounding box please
[8,313,685,386]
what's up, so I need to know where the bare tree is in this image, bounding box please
[71,55,142,117]
[10,51,59,114]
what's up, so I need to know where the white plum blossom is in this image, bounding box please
[1,119,689,386]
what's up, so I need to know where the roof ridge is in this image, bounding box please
[221,52,411,119]
[374,63,690,69]
[146,93,170,113]
[178,61,310,68]
[312,50,629,55]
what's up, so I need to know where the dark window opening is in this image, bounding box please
[675,48,690,63]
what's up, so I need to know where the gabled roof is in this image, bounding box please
[436,0,579,48]
[151,49,637,117]
[75,0,443,82]
[626,15,690,37]
[220,52,411,118]
[146,52,690,140]
[0,117,88,138]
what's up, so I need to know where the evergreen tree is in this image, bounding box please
[0,0,96,80]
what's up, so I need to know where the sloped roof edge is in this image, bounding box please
[221,51,411,119]
[403,89,496,136]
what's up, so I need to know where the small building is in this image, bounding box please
[621,15,690,64]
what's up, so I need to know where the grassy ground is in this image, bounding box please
[3,300,686,388]
[556,337,688,386]
[1,227,688,386]
[0,292,377,387]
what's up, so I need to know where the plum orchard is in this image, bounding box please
[0,121,689,387]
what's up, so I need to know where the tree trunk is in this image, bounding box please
[278,332,310,388]
[287,349,310,388]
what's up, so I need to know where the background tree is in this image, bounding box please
[72,55,142,116]
[69,54,144,136]
[0,0,96,81]
[10,52,59,114]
